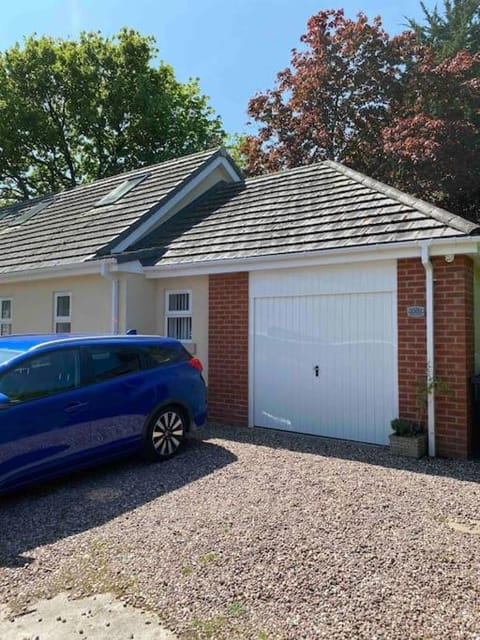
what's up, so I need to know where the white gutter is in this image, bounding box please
[0,259,117,284]
[100,260,120,334]
[421,242,436,457]
[143,237,480,279]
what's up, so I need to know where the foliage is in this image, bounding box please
[390,418,423,437]
[0,29,224,202]
[415,375,452,422]
[407,0,480,59]
[241,10,411,177]
[380,45,480,216]
[241,9,480,218]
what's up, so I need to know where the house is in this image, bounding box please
[0,146,479,459]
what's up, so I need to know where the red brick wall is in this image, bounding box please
[208,272,249,425]
[397,259,427,424]
[397,256,474,458]
[432,255,474,458]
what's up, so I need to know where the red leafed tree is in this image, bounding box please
[241,10,413,175]
[381,48,480,216]
[242,9,480,218]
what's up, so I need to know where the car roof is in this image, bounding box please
[0,334,180,353]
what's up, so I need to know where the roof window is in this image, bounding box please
[95,173,150,207]
[8,198,53,226]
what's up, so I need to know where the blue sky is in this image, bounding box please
[0,0,426,135]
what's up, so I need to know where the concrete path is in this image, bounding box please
[0,592,176,640]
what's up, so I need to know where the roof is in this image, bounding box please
[0,149,478,277]
[130,160,479,266]
[0,148,230,274]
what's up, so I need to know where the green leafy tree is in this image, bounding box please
[407,0,480,59]
[0,29,224,202]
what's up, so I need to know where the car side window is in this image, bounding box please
[86,346,142,382]
[141,344,189,369]
[0,348,80,402]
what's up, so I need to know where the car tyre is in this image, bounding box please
[144,406,186,461]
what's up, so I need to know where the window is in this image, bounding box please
[0,349,80,402]
[8,198,53,227]
[165,290,192,341]
[54,293,72,333]
[95,173,150,207]
[86,346,142,383]
[0,298,12,336]
[141,344,189,369]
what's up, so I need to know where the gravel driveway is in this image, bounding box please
[1,424,480,639]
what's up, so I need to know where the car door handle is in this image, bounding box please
[64,401,89,414]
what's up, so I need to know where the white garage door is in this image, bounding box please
[251,262,398,445]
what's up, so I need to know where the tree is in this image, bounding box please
[381,47,480,216]
[0,29,224,203]
[241,9,480,218]
[240,10,414,177]
[407,0,480,59]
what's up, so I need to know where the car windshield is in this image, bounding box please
[0,349,23,364]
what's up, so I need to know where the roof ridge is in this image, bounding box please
[324,160,479,236]
[244,161,332,185]
[0,146,225,213]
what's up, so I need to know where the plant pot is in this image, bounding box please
[389,433,428,459]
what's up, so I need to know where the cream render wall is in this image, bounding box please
[0,272,210,382]
[0,275,111,334]
[119,273,157,334]
[155,276,209,381]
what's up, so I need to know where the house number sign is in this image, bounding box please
[407,306,425,318]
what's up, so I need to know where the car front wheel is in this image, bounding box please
[144,406,186,460]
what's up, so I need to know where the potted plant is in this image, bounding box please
[389,417,427,458]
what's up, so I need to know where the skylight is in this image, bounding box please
[95,173,150,207]
[8,198,53,226]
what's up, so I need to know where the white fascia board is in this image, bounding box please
[111,156,241,254]
[110,260,144,274]
[143,237,480,279]
[0,259,116,284]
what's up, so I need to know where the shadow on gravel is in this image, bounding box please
[0,438,236,568]
[201,423,480,484]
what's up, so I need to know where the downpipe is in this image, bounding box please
[421,242,436,457]
[100,261,120,334]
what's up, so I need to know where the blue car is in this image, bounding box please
[0,335,207,493]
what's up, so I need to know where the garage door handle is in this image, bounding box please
[314,365,319,377]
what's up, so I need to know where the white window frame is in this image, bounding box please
[165,289,192,342]
[0,298,13,336]
[54,292,72,333]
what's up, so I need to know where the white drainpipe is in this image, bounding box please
[421,242,436,457]
[100,261,120,334]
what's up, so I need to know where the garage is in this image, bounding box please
[250,261,398,445]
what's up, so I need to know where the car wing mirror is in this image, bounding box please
[0,392,11,408]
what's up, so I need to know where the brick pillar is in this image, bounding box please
[397,259,427,424]
[432,255,474,458]
[208,272,249,425]
[397,256,474,458]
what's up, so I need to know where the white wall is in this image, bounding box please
[155,276,209,381]
[0,275,111,334]
[119,273,157,334]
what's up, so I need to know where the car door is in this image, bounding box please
[0,346,90,489]
[78,344,153,455]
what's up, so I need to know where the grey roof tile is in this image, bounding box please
[0,147,227,272]
[130,161,478,266]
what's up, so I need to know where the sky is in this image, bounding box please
[0,0,427,136]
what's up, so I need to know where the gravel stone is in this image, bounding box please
[1,424,480,639]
